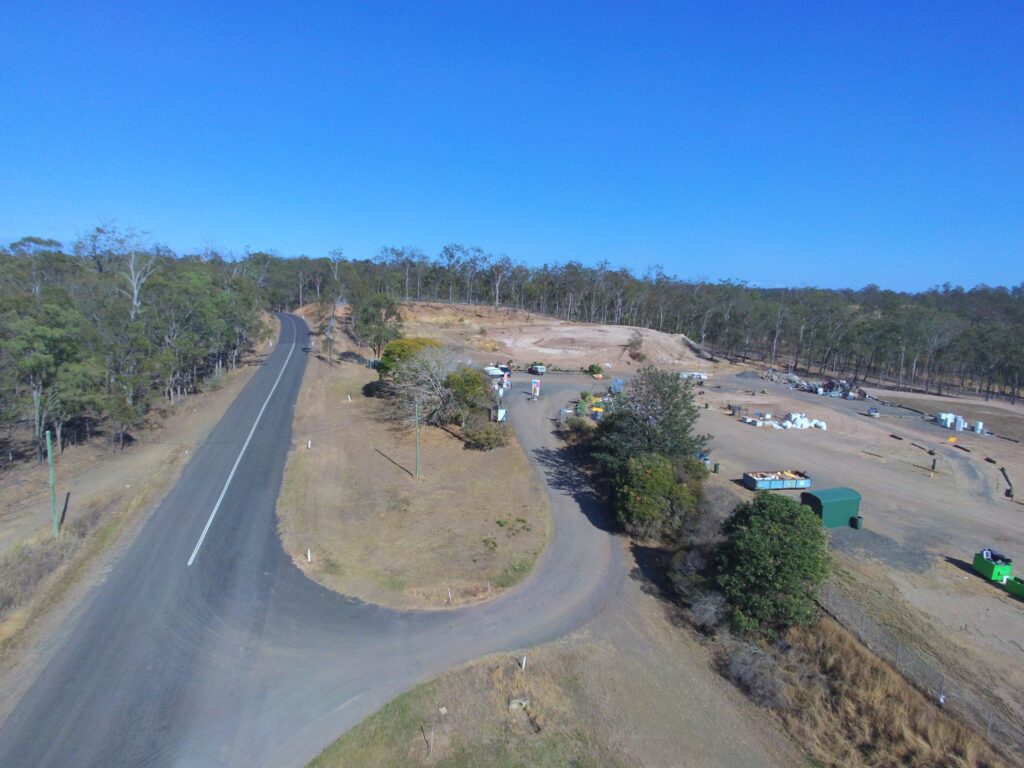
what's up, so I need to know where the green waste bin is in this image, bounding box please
[972,551,1013,582]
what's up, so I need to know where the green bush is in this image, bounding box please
[715,493,831,635]
[377,337,439,379]
[463,421,510,451]
[593,366,706,478]
[615,453,700,539]
[585,363,603,375]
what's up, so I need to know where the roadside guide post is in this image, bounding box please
[46,430,58,536]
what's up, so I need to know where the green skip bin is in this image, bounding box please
[1005,576,1024,600]
[972,549,1013,583]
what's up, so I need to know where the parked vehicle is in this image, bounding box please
[867,407,880,417]
[528,363,546,375]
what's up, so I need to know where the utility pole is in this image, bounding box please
[414,398,421,478]
[46,430,58,536]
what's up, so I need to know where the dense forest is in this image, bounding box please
[3,229,1022,463]
[0,229,265,460]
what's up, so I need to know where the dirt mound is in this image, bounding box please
[398,302,705,371]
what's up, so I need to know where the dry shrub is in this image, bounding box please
[726,641,789,709]
[463,422,510,451]
[690,590,727,633]
[559,416,594,448]
[779,619,1009,768]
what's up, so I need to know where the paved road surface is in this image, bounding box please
[0,314,624,767]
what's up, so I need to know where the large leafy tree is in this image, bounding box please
[353,292,403,358]
[615,453,700,539]
[715,493,831,635]
[594,365,706,477]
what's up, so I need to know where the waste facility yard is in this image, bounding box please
[697,371,1024,730]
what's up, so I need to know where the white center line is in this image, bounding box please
[187,317,298,567]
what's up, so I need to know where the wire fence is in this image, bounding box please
[818,581,1024,760]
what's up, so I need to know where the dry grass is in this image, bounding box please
[276,349,550,610]
[776,618,1009,768]
[309,647,626,768]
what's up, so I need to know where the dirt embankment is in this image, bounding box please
[398,301,706,373]
[278,309,549,610]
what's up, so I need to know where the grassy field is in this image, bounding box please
[276,339,550,610]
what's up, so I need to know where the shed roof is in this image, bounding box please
[804,487,861,504]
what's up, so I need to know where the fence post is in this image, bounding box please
[859,614,866,641]
[895,642,902,670]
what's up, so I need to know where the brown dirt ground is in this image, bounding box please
[399,301,707,373]
[277,309,549,610]
[877,390,1024,443]
[697,377,1024,733]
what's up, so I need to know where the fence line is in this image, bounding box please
[817,581,1023,759]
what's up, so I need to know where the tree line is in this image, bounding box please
[235,244,1023,402]
[1,229,265,460]
[5,228,1020,464]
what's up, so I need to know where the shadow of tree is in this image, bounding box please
[339,350,373,366]
[529,443,618,534]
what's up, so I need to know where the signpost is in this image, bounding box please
[46,430,58,536]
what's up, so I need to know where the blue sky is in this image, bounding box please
[1,2,1021,291]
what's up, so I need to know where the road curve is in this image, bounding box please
[0,313,626,768]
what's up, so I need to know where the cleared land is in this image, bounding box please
[698,373,1024,745]
[879,391,1024,443]
[399,301,705,372]
[276,312,549,609]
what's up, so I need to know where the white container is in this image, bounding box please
[975,421,984,434]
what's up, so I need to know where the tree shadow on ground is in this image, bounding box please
[629,543,674,598]
[339,350,373,366]
[630,542,690,628]
[528,442,617,534]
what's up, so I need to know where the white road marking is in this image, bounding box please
[187,317,297,567]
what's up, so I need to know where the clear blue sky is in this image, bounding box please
[1,2,1021,291]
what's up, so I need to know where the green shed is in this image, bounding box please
[801,488,862,529]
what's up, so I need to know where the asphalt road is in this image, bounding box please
[0,314,625,767]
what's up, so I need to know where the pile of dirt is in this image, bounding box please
[398,302,704,371]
